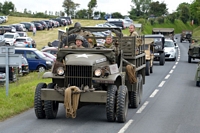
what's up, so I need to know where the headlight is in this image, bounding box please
[57,67,64,76]
[94,68,102,77]
[46,61,51,64]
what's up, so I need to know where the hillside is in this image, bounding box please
[142,19,197,34]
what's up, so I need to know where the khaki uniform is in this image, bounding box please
[129,31,138,36]
[69,45,85,49]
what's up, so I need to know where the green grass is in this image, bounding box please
[0,72,51,121]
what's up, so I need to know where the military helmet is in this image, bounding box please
[75,35,84,42]
[74,22,81,28]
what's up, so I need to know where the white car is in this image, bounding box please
[14,37,32,47]
[3,32,20,46]
[164,39,178,61]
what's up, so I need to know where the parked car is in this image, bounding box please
[58,17,72,25]
[31,21,47,30]
[0,25,16,35]
[10,24,24,31]
[20,22,35,31]
[15,48,53,72]
[0,66,17,82]
[16,31,28,37]
[14,37,32,47]
[0,35,5,46]
[18,55,29,76]
[34,23,43,30]
[0,18,3,24]
[42,52,56,62]
[41,46,58,56]
[164,39,178,61]
[50,18,64,26]
[106,21,125,29]
[3,32,20,46]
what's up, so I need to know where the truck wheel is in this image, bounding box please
[138,74,143,104]
[145,60,150,76]
[180,38,182,43]
[44,83,59,119]
[129,77,140,108]
[116,85,128,123]
[34,83,47,119]
[159,53,165,66]
[188,56,191,63]
[106,85,117,122]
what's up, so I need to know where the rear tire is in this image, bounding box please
[159,53,165,66]
[145,60,150,76]
[116,85,128,123]
[129,77,140,108]
[106,85,117,122]
[44,83,59,119]
[196,81,200,87]
[34,83,47,119]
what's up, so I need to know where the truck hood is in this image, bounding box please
[65,53,107,66]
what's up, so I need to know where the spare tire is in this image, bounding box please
[186,34,191,39]
[61,34,89,48]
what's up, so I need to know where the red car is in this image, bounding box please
[42,52,56,62]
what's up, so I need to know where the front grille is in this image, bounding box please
[66,65,92,88]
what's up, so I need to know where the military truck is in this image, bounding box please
[180,30,192,43]
[195,62,200,86]
[144,38,154,75]
[34,27,146,123]
[188,39,200,63]
[145,34,165,66]
[152,28,174,41]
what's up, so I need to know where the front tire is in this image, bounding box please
[34,83,47,119]
[106,85,117,122]
[44,83,59,119]
[116,85,128,123]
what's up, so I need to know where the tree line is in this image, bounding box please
[0,0,200,24]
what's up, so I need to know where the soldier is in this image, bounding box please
[73,22,96,48]
[65,35,85,49]
[129,24,138,36]
[104,35,116,50]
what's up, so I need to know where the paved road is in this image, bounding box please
[0,35,199,133]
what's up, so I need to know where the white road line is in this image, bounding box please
[158,81,165,87]
[165,74,170,79]
[169,70,173,74]
[136,101,149,113]
[150,89,159,98]
[118,119,134,133]
[173,65,176,69]
[175,62,178,65]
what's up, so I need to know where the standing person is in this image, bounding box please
[129,24,138,36]
[33,26,36,36]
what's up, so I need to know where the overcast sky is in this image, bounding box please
[12,0,193,15]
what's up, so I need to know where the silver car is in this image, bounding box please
[14,37,32,47]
